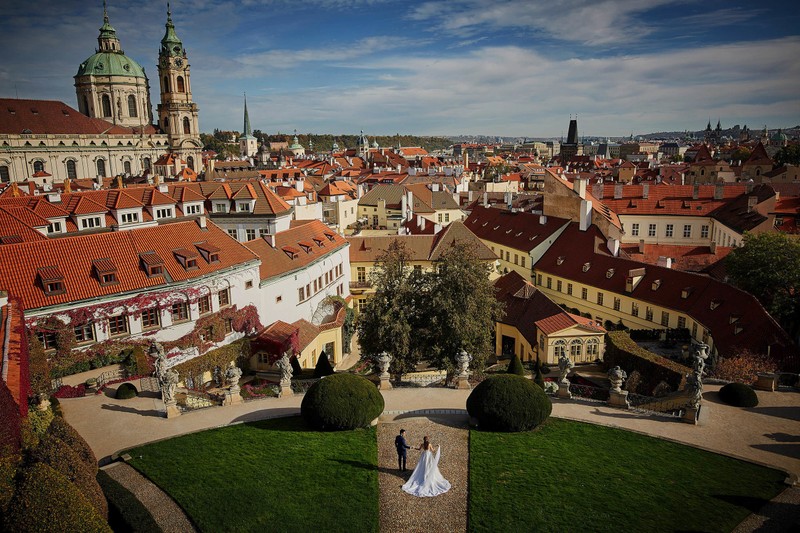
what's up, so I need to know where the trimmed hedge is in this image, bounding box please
[301,374,384,430]
[0,453,20,513]
[30,434,108,518]
[507,355,525,376]
[47,415,97,471]
[604,331,689,395]
[719,383,759,408]
[467,374,552,432]
[115,383,138,400]
[4,463,110,533]
[313,351,335,378]
[97,469,163,533]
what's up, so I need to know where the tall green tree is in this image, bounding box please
[356,241,429,376]
[424,240,505,374]
[725,232,800,338]
[774,144,800,166]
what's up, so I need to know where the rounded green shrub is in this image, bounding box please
[30,434,108,518]
[47,416,97,471]
[301,373,384,430]
[115,382,138,400]
[467,374,552,432]
[4,463,110,533]
[718,382,759,408]
[506,354,525,376]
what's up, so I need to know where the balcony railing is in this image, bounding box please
[350,280,372,289]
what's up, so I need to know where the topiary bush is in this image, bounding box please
[115,382,138,400]
[467,374,552,432]
[301,373,384,430]
[47,416,97,472]
[291,356,303,376]
[313,351,335,378]
[718,382,759,408]
[4,463,110,533]
[29,434,108,518]
[506,354,525,376]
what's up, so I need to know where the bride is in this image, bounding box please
[401,436,451,497]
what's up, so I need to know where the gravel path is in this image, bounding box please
[102,462,196,533]
[378,417,469,533]
[732,486,800,532]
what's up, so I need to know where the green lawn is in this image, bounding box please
[126,416,378,533]
[469,418,786,533]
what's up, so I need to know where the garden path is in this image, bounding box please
[378,417,469,533]
[102,462,196,532]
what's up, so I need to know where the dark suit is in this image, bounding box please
[395,434,411,470]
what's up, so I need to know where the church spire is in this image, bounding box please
[243,94,252,136]
[97,1,122,53]
[160,2,184,57]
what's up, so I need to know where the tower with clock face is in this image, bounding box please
[156,5,201,170]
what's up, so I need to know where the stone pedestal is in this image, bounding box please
[223,387,242,406]
[456,374,471,390]
[165,401,181,419]
[557,382,572,399]
[279,384,293,398]
[378,376,392,390]
[754,373,778,392]
[682,406,700,424]
[607,389,629,408]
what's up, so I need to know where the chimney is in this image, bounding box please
[607,237,620,257]
[263,233,276,247]
[745,180,754,193]
[638,239,645,254]
[295,179,303,192]
[434,223,442,234]
[614,183,623,199]
[747,195,758,213]
[417,214,424,229]
[47,192,61,203]
[158,184,169,193]
[692,183,699,200]
[680,172,685,185]
[642,183,649,199]
[407,191,414,221]
[483,191,488,207]
[197,215,207,229]
[468,190,473,202]
[574,177,587,199]
[592,182,603,200]
[710,241,717,254]
[401,193,408,220]
[657,256,672,269]
[539,215,548,225]
[431,182,440,192]
[714,182,724,200]
[505,191,512,208]
[579,199,592,231]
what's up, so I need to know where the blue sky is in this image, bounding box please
[1,0,798,137]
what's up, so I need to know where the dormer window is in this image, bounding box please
[299,241,314,253]
[557,256,565,265]
[237,202,251,212]
[282,246,300,259]
[651,279,661,290]
[38,266,65,296]
[93,259,118,286]
[194,242,221,264]
[155,207,174,220]
[140,252,165,277]
[681,287,693,299]
[120,212,140,224]
[313,237,325,247]
[324,232,336,242]
[582,262,591,272]
[709,300,722,311]
[606,268,615,278]
[734,324,744,335]
[174,248,200,270]
[729,314,740,324]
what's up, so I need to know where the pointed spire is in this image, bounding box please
[103,0,109,23]
[243,94,252,136]
[161,2,184,56]
[97,0,121,52]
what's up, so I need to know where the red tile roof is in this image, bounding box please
[0,98,155,136]
[464,205,570,252]
[619,243,733,273]
[0,220,259,311]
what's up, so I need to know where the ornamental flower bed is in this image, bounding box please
[241,379,278,399]
[53,384,86,398]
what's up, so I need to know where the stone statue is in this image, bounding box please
[276,351,293,386]
[608,365,627,393]
[685,372,703,409]
[160,368,179,404]
[150,341,167,376]
[375,351,392,379]
[456,350,471,378]
[225,363,242,388]
[558,353,574,384]
[692,342,709,377]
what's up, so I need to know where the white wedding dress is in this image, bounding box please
[401,446,451,497]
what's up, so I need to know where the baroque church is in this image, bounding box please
[0,3,202,185]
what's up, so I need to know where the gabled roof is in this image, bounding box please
[358,184,405,208]
[708,184,774,233]
[464,205,570,253]
[743,141,773,167]
[0,98,151,135]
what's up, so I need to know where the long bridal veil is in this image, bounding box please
[401,446,451,497]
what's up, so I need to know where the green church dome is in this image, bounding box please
[76,52,147,79]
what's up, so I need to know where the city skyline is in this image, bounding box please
[1,0,798,138]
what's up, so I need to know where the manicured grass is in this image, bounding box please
[126,416,378,533]
[469,418,786,533]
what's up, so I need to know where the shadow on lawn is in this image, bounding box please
[332,458,406,478]
[713,493,773,513]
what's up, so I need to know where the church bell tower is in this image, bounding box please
[156,4,201,170]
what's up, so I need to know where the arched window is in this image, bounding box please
[177,76,185,92]
[127,95,137,118]
[142,157,151,171]
[82,96,89,115]
[570,339,583,358]
[554,340,567,358]
[97,159,106,177]
[33,161,44,173]
[0,165,10,183]
[183,117,190,134]
[586,338,599,357]
[101,94,112,117]
[163,76,170,93]
[66,160,77,179]
[163,117,169,130]
[187,156,194,170]
[123,161,132,174]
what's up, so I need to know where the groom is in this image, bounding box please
[395,429,411,471]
